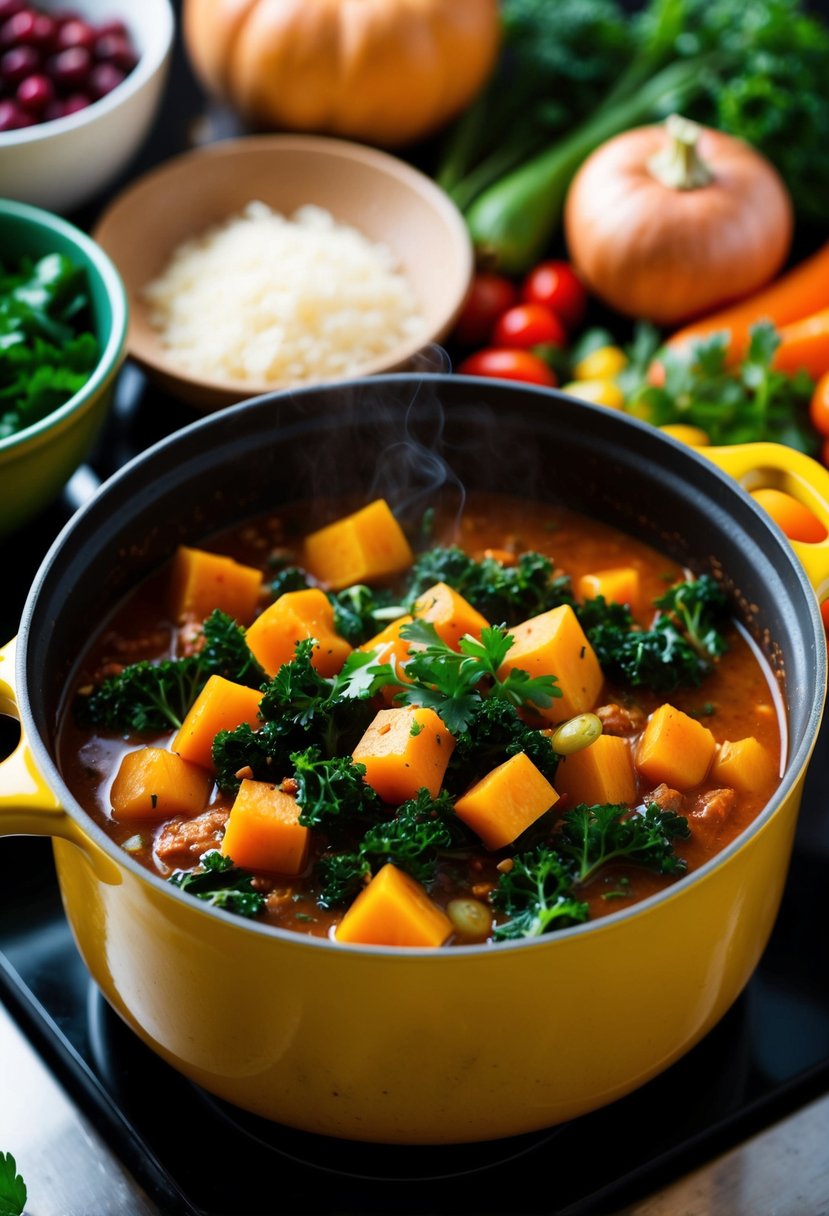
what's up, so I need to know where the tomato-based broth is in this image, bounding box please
[57,493,783,947]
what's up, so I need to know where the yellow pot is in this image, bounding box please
[1,377,828,1144]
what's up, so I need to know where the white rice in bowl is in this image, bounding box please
[141,201,426,385]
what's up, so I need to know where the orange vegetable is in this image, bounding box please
[499,603,604,724]
[182,0,501,149]
[711,737,777,794]
[563,116,793,327]
[454,751,559,850]
[172,675,263,770]
[301,499,414,592]
[770,307,829,381]
[110,747,211,821]
[169,545,264,625]
[221,780,310,874]
[635,704,716,790]
[749,488,827,544]
[335,863,453,947]
[245,588,352,677]
[665,240,829,364]
[352,706,455,804]
[359,614,413,704]
[412,581,490,649]
[556,734,637,807]
[577,566,640,611]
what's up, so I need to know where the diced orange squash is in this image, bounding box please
[172,675,263,770]
[577,566,640,610]
[335,863,453,947]
[221,779,310,874]
[359,614,414,703]
[711,736,778,793]
[352,706,455,804]
[110,747,211,821]
[245,588,352,677]
[635,703,716,790]
[169,545,263,625]
[301,499,414,591]
[454,751,559,850]
[556,734,637,806]
[412,582,491,649]
[498,604,603,724]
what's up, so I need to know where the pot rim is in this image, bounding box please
[14,373,828,957]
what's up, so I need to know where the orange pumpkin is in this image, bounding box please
[182,0,502,148]
[563,115,794,326]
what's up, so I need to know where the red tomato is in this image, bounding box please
[491,302,567,350]
[456,348,557,387]
[452,271,519,346]
[810,371,829,438]
[521,260,587,331]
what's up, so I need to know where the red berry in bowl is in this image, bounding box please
[0,0,25,20]
[47,44,91,88]
[88,60,123,99]
[16,69,52,111]
[0,95,34,128]
[0,42,39,84]
[54,17,94,51]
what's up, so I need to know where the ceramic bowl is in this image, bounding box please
[92,134,475,410]
[0,199,128,536]
[0,0,175,215]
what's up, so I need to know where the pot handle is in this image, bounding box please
[0,637,71,838]
[702,442,829,599]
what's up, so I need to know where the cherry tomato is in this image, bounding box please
[809,370,829,439]
[456,348,557,387]
[491,302,567,351]
[452,271,519,346]
[521,260,587,331]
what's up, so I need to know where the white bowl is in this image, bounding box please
[0,0,175,215]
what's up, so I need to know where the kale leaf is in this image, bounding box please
[169,850,266,918]
[555,803,690,884]
[291,746,384,835]
[406,545,572,626]
[491,848,590,940]
[447,697,559,791]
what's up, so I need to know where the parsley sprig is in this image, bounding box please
[0,1153,26,1216]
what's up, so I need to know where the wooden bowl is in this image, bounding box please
[92,135,474,410]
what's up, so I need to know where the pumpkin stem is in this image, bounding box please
[647,114,713,191]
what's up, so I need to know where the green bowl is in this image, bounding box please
[0,199,128,537]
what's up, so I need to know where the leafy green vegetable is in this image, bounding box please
[291,746,383,835]
[448,0,829,269]
[447,697,560,790]
[491,848,590,940]
[78,610,266,733]
[169,850,265,917]
[212,719,304,793]
[406,546,571,627]
[329,583,400,645]
[317,789,463,906]
[555,802,690,883]
[579,577,729,692]
[0,251,100,439]
[392,619,561,734]
[0,1153,26,1216]
[622,322,818,454]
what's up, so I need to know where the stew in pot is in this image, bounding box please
[58,492,783,947]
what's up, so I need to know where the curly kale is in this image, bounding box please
[555,803,690,884]
[291,746,383,836]
[78,609,266,734]
[491,849,590,940]
[169,850,265,918]
[447,697,559,791]
[406,546,572,626]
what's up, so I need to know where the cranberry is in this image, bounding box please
[94,32,136,72]
[16,69,52,111]
[87,59,123,98]
[94,17,128,39]
[30,10,55,46]
[61,90,89,115]
[54,17,94,51]
[46,44,91,88]
[0,0,24,20]
[0,42,39,84]
[0,10,38,47]
[0,95,34,128]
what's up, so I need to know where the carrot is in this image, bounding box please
[771,307,829,380]
[665,240,829,364]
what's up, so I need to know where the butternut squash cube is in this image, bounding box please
[301,499,414,591]
[110,747,211,821]
[577,566,640,610]
[359,614,413,703]
[245,588,352,677]
[352,706,455,804]
[454,751,559,850]
[335,863,453,947]
[556,734,637,807]
[172,675,263,770]
[412,582,491,649]
[498,604,603,724]
[711,736,777,793]
[635,703,716,790]
[169,545,263,625]
[221,779,310,874]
